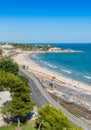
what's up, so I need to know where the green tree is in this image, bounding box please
[0,49,2,54]
[36,105,84,130]
[0,59,19,75]
[17,75,28,85]
[4,92,34,128]
[0,71,34,128]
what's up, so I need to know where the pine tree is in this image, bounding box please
[1,71,34,128]
[36,105,84,130]
[0,59,19,75]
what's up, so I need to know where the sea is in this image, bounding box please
[30,43,91,85]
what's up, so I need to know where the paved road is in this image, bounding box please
[19,68,91,130]
[28,81,49,108]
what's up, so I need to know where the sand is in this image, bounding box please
[12,52,91,95]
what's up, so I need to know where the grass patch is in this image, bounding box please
[0,126,15,130]
[0,126,37,130]
[22,126,37,130]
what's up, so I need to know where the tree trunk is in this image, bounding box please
[38,120,45,130]
[18,117,20,129]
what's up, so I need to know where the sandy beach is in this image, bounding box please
[12,52,91,95]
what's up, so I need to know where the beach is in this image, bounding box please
[12,51,91,95]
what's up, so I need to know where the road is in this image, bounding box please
[28,80,49,108]
[19,68,91,130]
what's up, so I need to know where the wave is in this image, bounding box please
[61,69,71,74]
[47,63,58,69]
[32,54,39,60]
[83,75,91,79]
[39,59,44,63]
[34,58,58,69]
[43,61,48,64]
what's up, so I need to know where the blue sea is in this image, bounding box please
[30,43,91,85]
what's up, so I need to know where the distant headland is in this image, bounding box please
[0,43,83,55]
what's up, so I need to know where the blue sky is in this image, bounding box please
[0,0,91,43]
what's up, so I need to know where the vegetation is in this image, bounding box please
[17,75,28,86]
[0,59,19,75]
[0,70,34,128]
[10,43,54,51]
[0,126,37,130]
[0,59,28,86]
[0,56,84,130]
[35,104,84,130]
[0,49,2,54]
[22,125,37,130]
[0,126,15,130]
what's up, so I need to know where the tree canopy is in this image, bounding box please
[10,43,54,51]
[36,104,84,130]
[0,59,19,75]
[0,70,34,127]
[17,75,28,86]
[0,49,2,54]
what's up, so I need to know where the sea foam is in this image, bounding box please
[61,69,71,74]
[47,63,58,68]
[83,75,91,79]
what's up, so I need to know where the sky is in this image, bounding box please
[0,0,91,43]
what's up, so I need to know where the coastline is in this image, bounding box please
[12,51,91,95]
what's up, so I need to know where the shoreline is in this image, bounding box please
[12,51,91,95]
[29,54,91,86]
